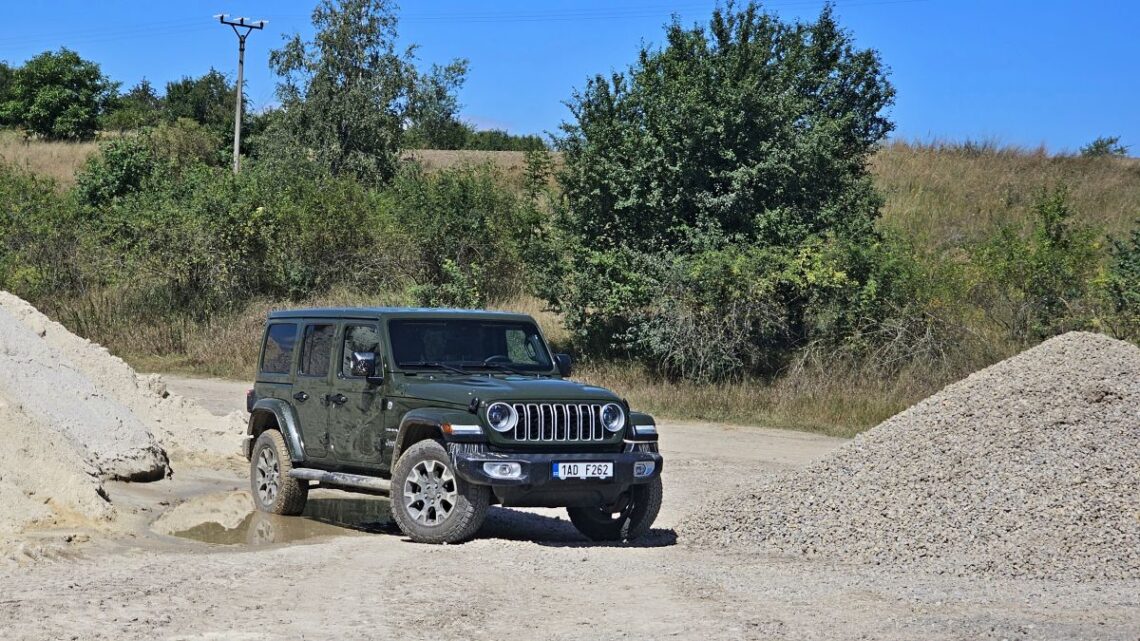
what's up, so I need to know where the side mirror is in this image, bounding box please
[555,353,572,377]
[351,351,384,385]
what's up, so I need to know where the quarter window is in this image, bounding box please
[299,324,335,377]
[260,323,298,374]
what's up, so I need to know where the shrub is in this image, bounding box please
[0,163,79,299]
[392,163,542,307]
[1079,136,1128,158]
[74,136,159,208]
[1103,221,1140,338]
[975,186,1100,341]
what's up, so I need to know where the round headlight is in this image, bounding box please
[600,403,625,432]
[486,402,518,432]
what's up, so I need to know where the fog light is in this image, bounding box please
[633,461,656,478]
[483,462,522,480]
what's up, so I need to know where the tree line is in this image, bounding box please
[0,43,543,151]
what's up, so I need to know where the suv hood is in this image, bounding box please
[394,374,622,406]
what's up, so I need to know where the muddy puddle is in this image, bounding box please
[151,491,395,547]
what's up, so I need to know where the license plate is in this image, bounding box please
[553,462,613,480]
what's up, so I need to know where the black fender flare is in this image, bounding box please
[246,398,305,462]
[628,411,659,442]
[392,407,483,463]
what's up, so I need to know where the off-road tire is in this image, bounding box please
[391,439,489,544]
[567,477,662,542]
[250,429,308,516]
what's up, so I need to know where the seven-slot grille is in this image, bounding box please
[510,403,607,442]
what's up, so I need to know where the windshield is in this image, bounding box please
[388,318,554,372]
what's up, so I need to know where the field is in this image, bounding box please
[0,130,99,187]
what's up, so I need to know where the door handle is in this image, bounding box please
[293,391,309,403]
[330,393,348,406]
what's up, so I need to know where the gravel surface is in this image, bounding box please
[682,332,1140,581]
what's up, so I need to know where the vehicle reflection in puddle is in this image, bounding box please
[163,493,395,547]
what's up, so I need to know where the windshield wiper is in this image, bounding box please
[475,361,534,376]
[399,361,473,375]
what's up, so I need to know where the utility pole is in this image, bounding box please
[215,14,266,174]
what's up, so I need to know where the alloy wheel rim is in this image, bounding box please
[403,459,458,526]
[256,446,280,506]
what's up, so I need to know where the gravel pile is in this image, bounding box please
[682,332,1140,581]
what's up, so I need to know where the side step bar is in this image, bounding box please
[289,468,391,494]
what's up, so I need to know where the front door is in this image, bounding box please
[328,323,387,470]
[292,322,337,461]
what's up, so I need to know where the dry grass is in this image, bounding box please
[874,141,1140,247]
[0,131,98,187]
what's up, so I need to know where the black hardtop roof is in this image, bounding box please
[266,307,536,322]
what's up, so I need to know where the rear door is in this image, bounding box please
[328,321,387,470]
[292,321,337,461]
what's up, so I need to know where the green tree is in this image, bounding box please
[0,48,116,139]
[405,60,470,149]
[164,69,237,132]
[0,62,13,127]
[101,79,163,132]
[547,2,895,374]
[269,0,407,182]
[463,129,547,151]
[266,0,467,182]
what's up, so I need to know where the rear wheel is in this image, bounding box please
[567,477,662,542]
[250,430,308,516]
[391,439,489,544]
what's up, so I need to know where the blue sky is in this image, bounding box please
[1,1,1136,153]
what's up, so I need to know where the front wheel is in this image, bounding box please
[390,440,489,544]
[567,477,662,542]
[249,430,308,516]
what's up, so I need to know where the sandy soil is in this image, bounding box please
[0,375,1136,641]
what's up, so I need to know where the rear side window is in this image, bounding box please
[299,324,336,377]
[261,323,298,374]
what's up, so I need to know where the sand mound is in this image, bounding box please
[0,291,245,537]
[0,306,169,482]
[0,292,243,463]
[682,332,1140,581]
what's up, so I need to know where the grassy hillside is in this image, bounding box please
[873,141,1140,247]
[9,137,1138,247]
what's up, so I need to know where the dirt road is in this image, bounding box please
[0,376,1136,641]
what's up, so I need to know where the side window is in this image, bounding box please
[261,323,298,374]
[299,324,335,378]
[342,324,381,377]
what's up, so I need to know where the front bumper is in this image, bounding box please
[450,447,663,508]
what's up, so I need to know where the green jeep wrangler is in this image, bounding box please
[243,307,663,544]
